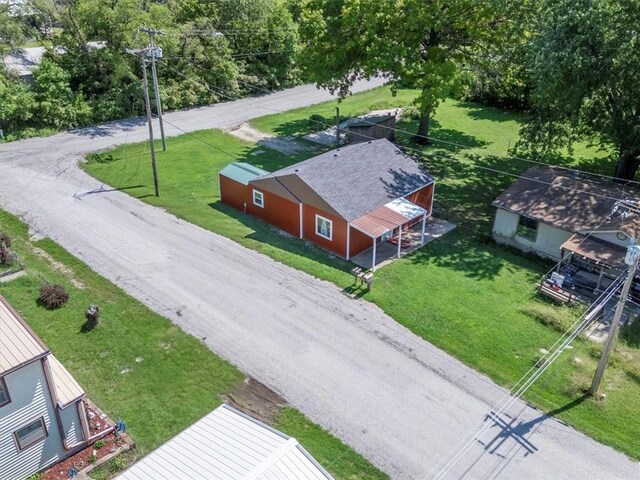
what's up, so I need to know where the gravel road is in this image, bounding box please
[1,80,638,479]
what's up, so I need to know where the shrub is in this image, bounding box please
[0,232,11,248]
[39,283,69,309]
[402,105,421,120]
[93,439,106,449]
[0,245,17,266]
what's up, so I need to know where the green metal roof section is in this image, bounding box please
[219,162,269,185]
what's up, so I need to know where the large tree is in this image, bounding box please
[520,0,640,180]
[298,0,507,143]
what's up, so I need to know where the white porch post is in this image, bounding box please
[346,223,351,260]
[372,237,377,271]
[397,227,402,258]
[299,203,303,239]
[421,213,427,244]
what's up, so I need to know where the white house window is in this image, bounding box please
[0,377,10,407]
[517,215,538,241]
[316,215,333,240]
[14,417,47,450]
[252,189,264,208]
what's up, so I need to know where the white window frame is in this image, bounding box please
[315,214,333,241]
[252,189,264,208]
[14,417,47,451]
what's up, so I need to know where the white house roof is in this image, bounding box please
[0,295,48,374]
[116,404,334,480]
[48,354,85,407]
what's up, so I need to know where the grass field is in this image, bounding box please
[0,210,387,480]
[82,86,640,460]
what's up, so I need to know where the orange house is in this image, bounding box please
[219,139,435,268]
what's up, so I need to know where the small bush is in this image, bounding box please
[39,283,69,309]
[0,232,11,248]
[93,439,106,449]
[0,246,17,266]
[402,105,421,120]
[89,454,97,464]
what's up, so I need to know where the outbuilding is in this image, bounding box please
[116,404,334,480]
[219,139,435,269]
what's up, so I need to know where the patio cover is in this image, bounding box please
[351,198,426,238]
[561,234,627,269]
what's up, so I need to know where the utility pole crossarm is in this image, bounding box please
[139,26,167,151]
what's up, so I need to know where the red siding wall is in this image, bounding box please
[302,205,348,257]
[349,226,373,258]
[405,183,434,214]
[219,175,300,236]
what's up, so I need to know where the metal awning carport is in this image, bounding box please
[115,404,333,480]
[351,198,429,270]
[561,234,627,269]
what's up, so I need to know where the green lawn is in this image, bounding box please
[0,210,387,480]
[82,86,640,461]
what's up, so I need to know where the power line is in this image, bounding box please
[157,58,632,370]
[427,274,623,480]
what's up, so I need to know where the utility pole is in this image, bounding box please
[140,54,160,197]
[589,244,640,395]
[335,107,340,145]
[139,27,166,151]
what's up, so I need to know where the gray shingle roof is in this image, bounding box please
[492,166,640,237]
[257,139,434,222]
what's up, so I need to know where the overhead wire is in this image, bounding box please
[156,57,634,358]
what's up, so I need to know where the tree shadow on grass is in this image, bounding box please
[237,143,320,172]
[396,119,490,153]
[208,201,354,279]
[459,101,527,124]
[268,113,340,138]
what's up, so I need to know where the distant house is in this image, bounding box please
[3,43,105,82]
[348,114,396,144]
[219,139,435,268]
[0,295,90,480]
[492,167,640,290]
[116,403,334,480]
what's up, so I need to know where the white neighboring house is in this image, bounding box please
[492,166,639,271]
[116,403,334,480]
[0,295,91,480]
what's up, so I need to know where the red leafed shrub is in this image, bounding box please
[39,283,69,309]
[0,232,11,248]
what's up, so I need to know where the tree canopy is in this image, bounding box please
[298,0,507,142]
[519,0,640,179]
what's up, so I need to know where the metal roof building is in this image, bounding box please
[116,404,334,480]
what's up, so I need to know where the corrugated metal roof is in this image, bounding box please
[48,355,85,407]
[0,296,48,374]
[349,115,394,128]
[220,162,269,186]
[116,404,334,480]
[352,198,427,238]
